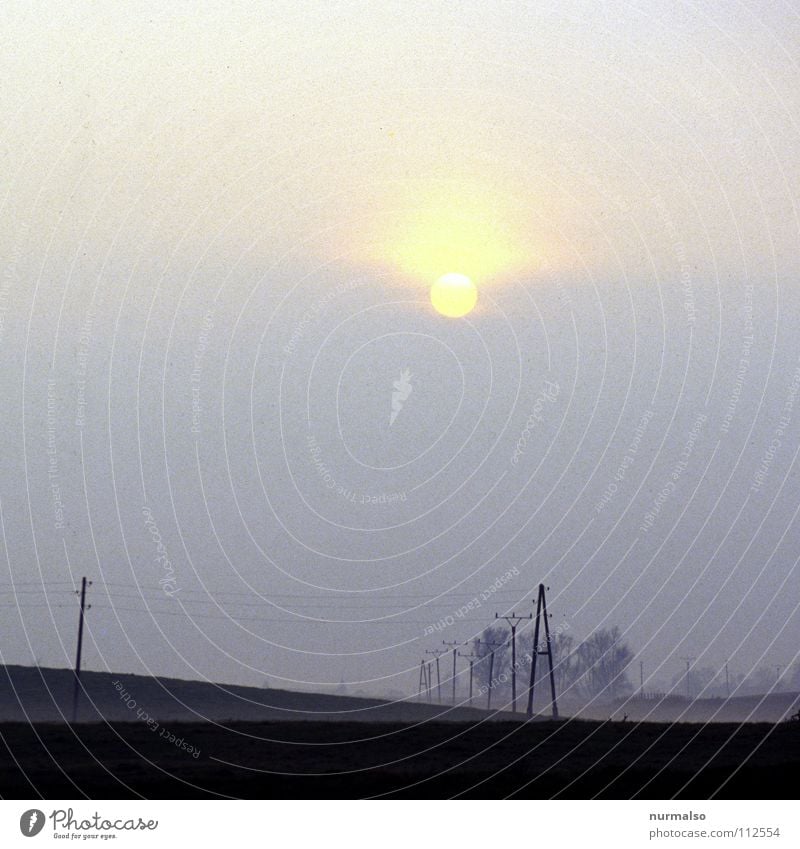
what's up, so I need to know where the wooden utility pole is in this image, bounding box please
[495,611,532,713]
[474,639,503,710]
[459,650,478,707]
[71,577,91,723]
[525,584,559,720]
[443,640,459,705]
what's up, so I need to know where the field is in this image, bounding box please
[1,718,796,799]
[1,665,796,799]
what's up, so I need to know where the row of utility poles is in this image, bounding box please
[418,644,481,706]
[679,659,783,700]
[638,659,788,701]
[68,577,567,723]
[417,583,558,719]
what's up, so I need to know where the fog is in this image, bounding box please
[1,1,799,703]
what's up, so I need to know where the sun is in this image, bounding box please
[430,273,478,318]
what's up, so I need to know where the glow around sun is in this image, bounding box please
[350,179,541,317]
[430,273,477,317]
[357,178,537,294]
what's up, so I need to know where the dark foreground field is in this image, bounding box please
[1,718,796,799]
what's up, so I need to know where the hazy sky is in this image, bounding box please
[1,1,799,699]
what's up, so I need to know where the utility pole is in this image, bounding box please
[639,660,644,694]
[425,649,445,704]
[680,657,696,700]
[474,639,503,711]
[495,610,532,713]
[725,662,730,698]
[525,584,559,720]
[458,649,478,707]
[427,662,434,699]
[443,640,459,705]
[488,647,496,711]
[775,665,782,690]
[71,577,91,723]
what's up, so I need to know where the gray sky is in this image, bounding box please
[1,0,799,697]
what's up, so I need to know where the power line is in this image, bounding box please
[0,589,80,595]
[92,582,537,599]
[85,605,514,625]
[0,582,76,587]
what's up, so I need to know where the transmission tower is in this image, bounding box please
[417,659,429,700]
[525,583,559,720]
[425,648,446,704]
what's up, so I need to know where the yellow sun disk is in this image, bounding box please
[430,273,477,318]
